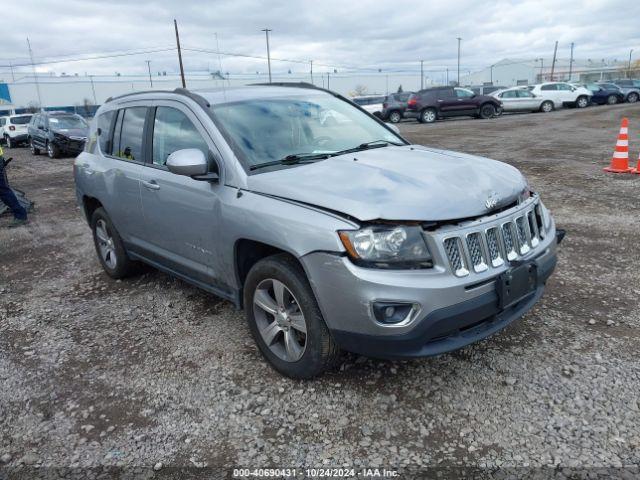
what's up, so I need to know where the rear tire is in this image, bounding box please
[244,254,341,379]
[388,111,402,123]
[5,136,13,149]
[419,108,437,124]
[627,92,639,103]
[575,96,589,108]
[540,100,554,113]
[30,139,40,155]
[479,103,496,119]
[91,207,138,279]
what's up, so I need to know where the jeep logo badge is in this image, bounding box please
[485,193,499,210]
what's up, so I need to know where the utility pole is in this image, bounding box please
[146,60,153,88]
[310,60,313,84]
[629,49,634,78]
[261,28,272,83]
[550,41,558,81]
[446,67,449,85]
[327,72,330,90]
[420,60,424,90]
[26,38,42,110]
[9,61,15,82]
[568,43,575,81]
[490,64,495,84]
[89,75,97,104]
[174,19,186,88]
[456,37,462,86]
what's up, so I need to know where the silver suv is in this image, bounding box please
[74,84,559,378]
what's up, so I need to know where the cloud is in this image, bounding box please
[1,0,638,78]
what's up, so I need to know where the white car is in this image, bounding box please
[1,113,33,148]
[351,95,385,117]
[491,87,555,113]
[528,82,592,109]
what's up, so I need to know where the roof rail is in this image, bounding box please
[250,81,345,100]
[104,88,211,109]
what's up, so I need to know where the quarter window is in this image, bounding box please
[114,107,147,161]
[517,90,534,98]
[501,90,518,99]
[97,110,115,154]
[152,107,209,166]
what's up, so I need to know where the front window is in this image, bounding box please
[152,107,209,166]
[49,115,88,129]
[455,88,474,98]
[10,115,32,125]
[211,94,402,170]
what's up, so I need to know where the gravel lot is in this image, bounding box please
[1,103,640,477]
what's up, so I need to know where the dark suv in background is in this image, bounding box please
[28,112,89,158]
[586,83,625,105]
[381,91,414,123]
[406,87,503,123]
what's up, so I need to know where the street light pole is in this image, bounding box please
[310,60,313,84]
[456,37,462,86]
[420,60,424,90]
[146,60,153,88]
[629,49,634,78]
[26,37,43,110]
[261,28,272,83]
[568,43,574,81]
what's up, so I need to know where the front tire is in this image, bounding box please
[419,108,437,124]
[244,254,341,379]
[540,100,554,113]
[627,92,639,103]
[5,136,13,149]
[576,96,589,108]
[46,142,60,159]
[479,103,496,119]
[91,207,137,279]
[606,95,618,105]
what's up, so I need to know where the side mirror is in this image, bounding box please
[386,123,400,134]
[37,125,44,130]
[167,148,209,176]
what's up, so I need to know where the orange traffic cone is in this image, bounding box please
[604,118,632,173]
[631,150,640,174]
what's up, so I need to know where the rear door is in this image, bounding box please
[539,84,560,106]
[499,90,519,110]
[32,115,47,147]
[100,105,148,244]
[138,101,224,286]
[437,88,459,114]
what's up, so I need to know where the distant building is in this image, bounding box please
[460,58,636,87]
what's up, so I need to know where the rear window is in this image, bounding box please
[10,115,32,125]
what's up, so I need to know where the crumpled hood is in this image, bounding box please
[247,145,527,221]
[53,128,88,138]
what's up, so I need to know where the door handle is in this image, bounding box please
[142,180,160,190]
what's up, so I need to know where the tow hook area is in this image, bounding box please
[556,228,566,245]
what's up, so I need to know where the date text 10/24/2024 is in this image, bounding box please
[233,468,400,478]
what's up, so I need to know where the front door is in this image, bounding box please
[138,103,223,286]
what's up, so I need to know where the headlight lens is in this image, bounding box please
[338,226,432,269]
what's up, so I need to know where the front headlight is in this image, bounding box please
[338,226,433,269]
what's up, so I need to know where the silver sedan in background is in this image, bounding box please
[491,87,555,114]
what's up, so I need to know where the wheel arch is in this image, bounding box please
[82,195,103,224]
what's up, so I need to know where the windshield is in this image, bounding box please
[49,116,88,130]
[10,115,32,125]
[212,94,403,170]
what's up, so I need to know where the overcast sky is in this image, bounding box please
[1,0,638,79]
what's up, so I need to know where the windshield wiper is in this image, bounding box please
[249,153,329,171]
[327,139,404,158]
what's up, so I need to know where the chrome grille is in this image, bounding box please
[441,202,546,276]
[444,237,468,277]
[515,216,530,254]
[485,227,504,267]
[527,211,539,247]
[466,232,488,272]
[502,223,517,261]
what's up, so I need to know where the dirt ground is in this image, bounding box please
[1,103,640,477]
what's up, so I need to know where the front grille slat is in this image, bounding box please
[444,237,469,277]
[442,203,544,275]
[466,232,488,273]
